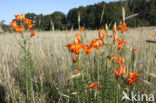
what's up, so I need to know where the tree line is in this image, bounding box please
[1,0,156,32]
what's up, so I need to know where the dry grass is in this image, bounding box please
[0,27,156,102]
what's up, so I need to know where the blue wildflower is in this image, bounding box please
[57,57,62,61]
[149,88,154,92]
[142,62,146,65]
[59,74,63,77]
[47,58,50,62]
[40,61,44,64]
[31,77,37,83]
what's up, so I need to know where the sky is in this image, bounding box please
[0,0,119,24]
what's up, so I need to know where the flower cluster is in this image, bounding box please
[112,23,140,86]
[124,72,140,86]
[10,14,36,37]
[118,22,128,33]
[66,22,139,89]
[66,31,105,56]
[88,82,102,89]
[111,55,140,85]
[80,26,86,32]
[148,33,155,37]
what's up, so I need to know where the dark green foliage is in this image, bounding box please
[51,11,67,30]
[40,15,51,31]
[3,0,156,32]
[1,24,12,33]
[0,85,6,103]
[67,8,78,29]
[65,0,156,29]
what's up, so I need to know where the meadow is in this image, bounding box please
[0,24,156,103]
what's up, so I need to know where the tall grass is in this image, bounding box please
[0,26,155,102]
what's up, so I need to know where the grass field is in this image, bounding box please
[0,27,156,102]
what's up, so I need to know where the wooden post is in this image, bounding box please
[146,40,156,44]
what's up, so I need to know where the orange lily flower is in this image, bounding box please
[113,32,118,43]
[131,47,138,51]
[75,44,83,55]
[113,22,117,33]
[114,64,126,80]
[126,72,140,81]
[113,23,118,42]
[30,30,36,37]
[84,45,93,55]
[115,56,125,65]
[117,39,127,51]
[80,26,85,32]
[110,55,116,61]
[74,33,81,45]
[116,57,120,65]
[106,34,110,39]
[66,44,83,55]
[10,20,24,34]
[120,56,125,65]
[27,24,35,30]
[88,82,102,89]
[24,18,33,26]
[66,44,73,51]
[14,26,24,34]
[15,14,25,22]
[24,18,35,29]
[127,80,135,86]
[71,55,77,63]
[118,22,128,33]
[74,67,80,73]
[65,30,69,34]
[124,72,140,86]
[114,69,122,80]
[88,39,104,49]
[148,33,155,37]
[120,65,126,74]
[99,29,105,40]
[10,21,18,29]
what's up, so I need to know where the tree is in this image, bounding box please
[8,0,156,31]
[51,11,66,30]
[147,0,156,25]
[40,15,51,31]
[67,8,78,29]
